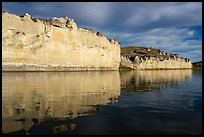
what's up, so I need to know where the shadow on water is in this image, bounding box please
[2,69,202,135]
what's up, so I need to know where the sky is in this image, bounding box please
[2,2,202,62]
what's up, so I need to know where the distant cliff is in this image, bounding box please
[2,12,120,71]
[192,61,202,68]
[120,46,192,69]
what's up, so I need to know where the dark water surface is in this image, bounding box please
[2,70,202,135]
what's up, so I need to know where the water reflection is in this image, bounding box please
[120,70,192,92]
[2,69,197,135]
[2,72,120,133]
[53,123,77,134]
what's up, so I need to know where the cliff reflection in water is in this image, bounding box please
[2,72,120,133]
[120,70,192,92]
[2,70,194,134]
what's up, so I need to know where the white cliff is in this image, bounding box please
[2,12,121,71]
[120,46,192,69]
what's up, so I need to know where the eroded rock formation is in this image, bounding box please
[120,46,192,69]
[2,12,121,71]
[2,12,193,71]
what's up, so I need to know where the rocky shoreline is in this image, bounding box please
[2,62,118,72]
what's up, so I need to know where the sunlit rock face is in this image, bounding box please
[2,12,121,71]
[120,46,192,69]
[2,71,120,133]
[120,69,192,92]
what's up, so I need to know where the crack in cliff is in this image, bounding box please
[23,22,52,52]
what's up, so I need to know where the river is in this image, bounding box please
[2,69,202,135]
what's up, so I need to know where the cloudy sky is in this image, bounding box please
[2,2,202,62]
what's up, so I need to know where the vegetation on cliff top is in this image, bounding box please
[121,46,179,58]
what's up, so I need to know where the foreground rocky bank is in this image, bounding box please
[120,46,192,69]
[2,12,120,71]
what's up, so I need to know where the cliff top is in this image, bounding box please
[121,46,191,61]
[2,11,120,45]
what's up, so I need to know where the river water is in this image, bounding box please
[2,70,202,135]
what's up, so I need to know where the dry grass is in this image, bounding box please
[121,46,169,58]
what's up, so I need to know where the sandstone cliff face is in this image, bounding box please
[2,12,121,71]
[120,46,192,69]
